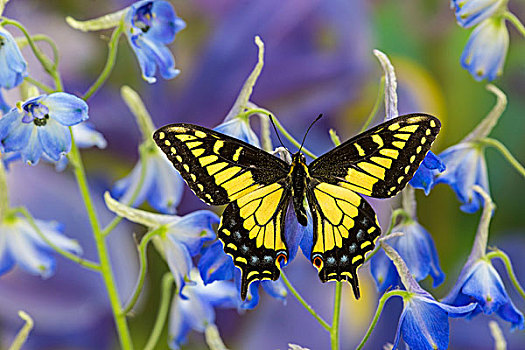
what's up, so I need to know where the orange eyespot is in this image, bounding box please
[276,253,288,266]
[313,256,323,270]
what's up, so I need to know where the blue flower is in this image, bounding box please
[0,28,27,89]
[435,142,488,213]
[393,290,477,350]
[0,213,82,278]
[169,269,238,349]
[443,259,525,330]
[370,221,445,293]
[461,17,509,81]
[111,147,184,214]
[0,93,89,165]
[452,0,506,28]
[198,240,287,309]
[161,210,218,295]
[214,115,261,147]
[124,0,186,83]
[409,151,446,195]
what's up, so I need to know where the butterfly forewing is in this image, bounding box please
[219,182,291,300]
[306,181,380,298]
[309,114,441,198]
[153,123,289,205]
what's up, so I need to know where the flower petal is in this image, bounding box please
[21,128,43,165]
[168,210,218,255]
[146,154,184,214]
[37,118,72,161]
[43,92,89,126]
[165,237,193,295]
[198,241,235,285]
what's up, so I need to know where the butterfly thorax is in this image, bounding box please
[290,152,309,226]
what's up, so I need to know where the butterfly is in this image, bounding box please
[153,114,441,300]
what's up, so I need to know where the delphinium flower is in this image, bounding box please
[124,0,186,83]
[169,269,238,349]
[0,93,89,165]
[370,187,445,293]
[0,27,28,90]
[450,0,523,81]
[365,239,476,350]
[198,240,287,309]
[0,212,82,278]
[104,192,218,294]
[409,151,446,195]
[111,86,184,214]
[434,84,505,213]
[443,186,525,329]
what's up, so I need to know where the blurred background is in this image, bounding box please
[1,0,525,349]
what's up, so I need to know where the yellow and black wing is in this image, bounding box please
[309,114,441,197]
[220,182,291,300]
[153,123,290,205]
[306,180,380,298]
[306,114,440,298]
[153,123,292,300]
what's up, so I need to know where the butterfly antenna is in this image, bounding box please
[269,115,289,153]
[298,113,323,153]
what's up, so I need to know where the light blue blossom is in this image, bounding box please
[461,17,509,81]
[371,221,445,293]
[214,115,261,147]
[0,28,27,89]
[124,0,186,83]
[435,142,488,213]
[0,93,89,165]
[111,147,184,214]
[198,240,287,309]
[169,269,238,350]
[451,0,506,28]
[409,150,446,194]
[0,213,82,278]
[380,240,476,350]
[443,259,525,330]
[0,91,10,114]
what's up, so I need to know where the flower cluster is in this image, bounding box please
[450,0,521,81]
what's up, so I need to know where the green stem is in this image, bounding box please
[122,226,167,315]
[69,129,134,350]
[83,23,123,100]
[487,249,525,302]
[0,160,8,221]
[504,11,525,37]
[8,311,34,350]
[359,76,385,133]
[245,107,318,159]
[356,290,407,350]
[2,19,63,90]
[330,282,343,350]
[24,76,54,94]
[101,146,148,237]
[279,267,330,331]
[481,138,525,179]
[13,206,100,271]
[143,272,174,350]
[30,34,59,68]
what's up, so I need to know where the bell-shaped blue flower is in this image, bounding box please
[443,259,525,330]
[461,17,509,81]
[0,28,28,89]
[393,291,477,350]
[0,93,89,165]
[198,240,287,309]
[409,151,446,195]
[371,220,445,293]
[111,147,184,214]
[378,240,476,350]
[169,269,238,350]
[124,0,186,83]
[0,213,82,278]
[451,0,506,28]
[435,142,488,213]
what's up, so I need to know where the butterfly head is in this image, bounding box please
[291,151,307,166]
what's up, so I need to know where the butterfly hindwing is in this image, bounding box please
[309,114,441,198]
[153,123,289,205]
[307,181,380,298]
[218,182,291,300]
